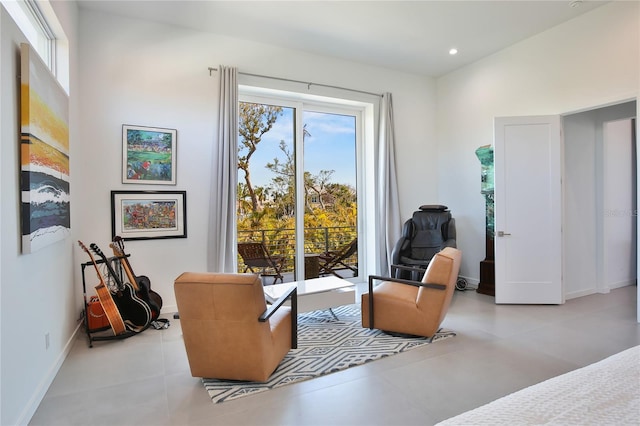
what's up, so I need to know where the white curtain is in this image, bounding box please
[207,65,238,272]
[376,93,401,274]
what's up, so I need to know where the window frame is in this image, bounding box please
[2,0,68,92]
[238,86,374,281]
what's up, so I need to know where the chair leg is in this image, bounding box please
[274,264,284,283]
[328,308,339,320]
[291,289,298,349]
[368,276,375,329]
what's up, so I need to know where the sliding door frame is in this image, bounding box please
[239,87,370,282]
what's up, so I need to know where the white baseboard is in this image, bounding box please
[566,288,599,299]
[607,279,637,290]
[162,304,178,316]
[566,282,637,300]
[18,322,82,426]
[458,275,478,286]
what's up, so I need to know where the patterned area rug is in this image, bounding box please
[202,304,455,403]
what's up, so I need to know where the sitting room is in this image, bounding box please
[0,1,638,425]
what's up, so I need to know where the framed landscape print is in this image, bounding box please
[122,124,176,184]
[111,190,187,240]
[20,43,70,253]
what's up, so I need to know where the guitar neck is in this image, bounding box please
[110,243,139,291]
[90,243,124,290]
[85,250,107,287]
[89,242,152,330]
[111,236,162,322]
[78,240,126,335]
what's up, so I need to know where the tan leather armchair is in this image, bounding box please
[174,272,297,382]
[361,247,461,338]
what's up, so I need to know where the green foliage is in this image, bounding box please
[238,103,283,216]
[127,130,172,150]
[237,102,357,265]
[127,151,171,163]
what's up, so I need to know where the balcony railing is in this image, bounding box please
[238,226,357,280]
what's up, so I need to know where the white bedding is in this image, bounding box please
[437,345,640,425]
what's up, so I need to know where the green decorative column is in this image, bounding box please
[475,145,495,296]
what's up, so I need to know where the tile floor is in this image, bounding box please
[30,285,639,425]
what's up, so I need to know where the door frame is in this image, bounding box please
[560,99,638,308]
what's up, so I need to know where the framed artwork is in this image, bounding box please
[111,191,187,240]
[20,43,70,253]
[122,124,176,184]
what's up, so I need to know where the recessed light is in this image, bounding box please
[570,0,583,8]
[449,48,458,55]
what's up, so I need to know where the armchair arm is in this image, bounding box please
[259,285,298,349]
[391,263,429,280]
[318,251,334,261]
[367,274,446,330]
[368,275,447,291]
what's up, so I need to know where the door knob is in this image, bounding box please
[497,231,511,237]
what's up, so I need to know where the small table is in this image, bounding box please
[263,276,355,317]
[304,254,320,279]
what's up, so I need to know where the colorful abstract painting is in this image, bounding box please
[111,191,187,240]
[122,125,176,184]
[20,43,70,253]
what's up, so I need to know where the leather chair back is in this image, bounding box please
[174,272,292,381]
[416,247,461,333]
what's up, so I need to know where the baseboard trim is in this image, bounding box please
[458,274,478,287]
[162,303,178,315]
[566,288,599,299]
[566,282,637,300]
[18,321,82,426]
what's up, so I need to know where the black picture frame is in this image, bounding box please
[111,190,187,240]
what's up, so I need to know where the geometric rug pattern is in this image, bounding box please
[203,304,455,403]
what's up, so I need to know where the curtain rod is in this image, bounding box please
[208,67,382,98]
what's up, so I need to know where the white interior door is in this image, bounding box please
[494,115,563,304]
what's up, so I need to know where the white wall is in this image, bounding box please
[0,2,78,424]
[436,1,639,284]
[76,9,437,315]
[603,118,636,289]
[1,10,4,426]
[563,110,598,297]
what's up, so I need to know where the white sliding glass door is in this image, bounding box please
[237,94,361,282]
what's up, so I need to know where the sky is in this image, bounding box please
[242,107,357,190]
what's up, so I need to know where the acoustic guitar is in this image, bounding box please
[110,236,163,321]
[89,243,152,332]
[78,240,126,335]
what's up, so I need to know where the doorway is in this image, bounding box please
[494,101,637,304]
[563,101,637,299]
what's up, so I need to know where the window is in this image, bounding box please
[237,88,373,282]
[2,0,68,91]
